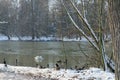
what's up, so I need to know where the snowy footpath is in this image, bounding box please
[0,64,115,80]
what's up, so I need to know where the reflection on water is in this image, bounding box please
[0,41,98,68]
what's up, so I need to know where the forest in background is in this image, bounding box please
[0,0,110,40]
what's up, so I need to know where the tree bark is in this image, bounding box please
[108,0,120,80]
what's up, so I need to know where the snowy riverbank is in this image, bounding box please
[0,64,114,80]
[0,34,94,42]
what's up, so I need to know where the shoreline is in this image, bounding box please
[0,64,115,80]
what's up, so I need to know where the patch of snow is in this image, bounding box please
[63,37,80,41]
[63,37,93,42]
[0,21,8,24]
[0,35,8,40]
[11,37,19,41]
[0,64,115,80]
[40,36,55,41]
[20,36,32,40]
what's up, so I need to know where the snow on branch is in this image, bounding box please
[61,0,99,51]
[69,0,99,45]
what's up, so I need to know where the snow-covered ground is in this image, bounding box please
[0,35,92,42]
[0,33,111,42]
[0,64,114,80]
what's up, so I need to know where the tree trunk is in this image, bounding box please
[31,0,35,40]
[108,0,120,79]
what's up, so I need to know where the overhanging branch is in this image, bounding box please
[61,0,99,51]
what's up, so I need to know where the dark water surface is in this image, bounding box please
[0,41,110,68]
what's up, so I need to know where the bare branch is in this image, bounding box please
[68,0,99,45]
[61,0,99,51]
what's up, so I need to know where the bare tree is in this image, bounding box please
[60,0,116,71]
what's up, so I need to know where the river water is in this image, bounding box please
[0,41,111,68]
